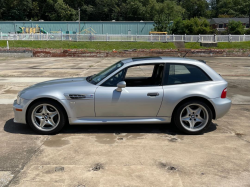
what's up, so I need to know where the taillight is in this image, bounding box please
[221,88,227,98]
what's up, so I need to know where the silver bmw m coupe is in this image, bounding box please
[13,57,231,135]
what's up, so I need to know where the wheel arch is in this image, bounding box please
[171,96,216,121]
[25,97,69,124]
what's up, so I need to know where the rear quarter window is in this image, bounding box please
[164,64,212,85]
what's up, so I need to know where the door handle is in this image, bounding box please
[147,92,159,97]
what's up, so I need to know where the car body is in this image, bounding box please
[13,57,231,134]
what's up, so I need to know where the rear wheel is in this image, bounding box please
[27,100,67,135]
[174,100,212,135]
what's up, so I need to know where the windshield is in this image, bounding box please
[87,61,124,85]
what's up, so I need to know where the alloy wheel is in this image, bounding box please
[180,104,209,132]
[31,104,60,132]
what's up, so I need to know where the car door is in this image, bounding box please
[94,63,164,117]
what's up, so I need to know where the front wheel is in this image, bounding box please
[173,100,212,135]
[27,100,67,135]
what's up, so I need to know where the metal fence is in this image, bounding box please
[1,33,250,42]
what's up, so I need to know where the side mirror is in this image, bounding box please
[116,81,126,92]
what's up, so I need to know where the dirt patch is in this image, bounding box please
[241,108,250,112]
[174,41,185,49]
[3,89,19,94]
[169,137,178,142]
[94,132,145,144]
[235,132,244,137]
[92,163,104,171]
[43,136,70,147]
[229,85,238,88]
[158,162,177,171]
[55,166,64,172]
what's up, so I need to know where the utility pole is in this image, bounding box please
[78,8,80,34]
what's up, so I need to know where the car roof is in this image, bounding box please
[121,57,205,64]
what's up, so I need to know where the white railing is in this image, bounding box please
[0,33,250,42]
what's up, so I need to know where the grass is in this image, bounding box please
[0,40,176,51]
[1,40,250,50]
[185,41,250,49]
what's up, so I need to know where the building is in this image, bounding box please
[0,21,154,35]
[210,18,250,31]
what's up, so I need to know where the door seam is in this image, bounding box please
[156,86,164,117]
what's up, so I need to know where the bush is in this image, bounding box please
[184,17,212,35]
[220,30,228,35]
[170,17,212,35]
[227,20,245,35]
[171,17,185,34]
[245,29,250,35]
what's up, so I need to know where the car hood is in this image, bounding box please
[31,77,86,87]
[19,77,94,98]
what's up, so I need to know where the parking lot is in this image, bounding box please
[0,57,250,187]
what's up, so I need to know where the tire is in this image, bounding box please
[27,100,67,135]
[173,100,212,135]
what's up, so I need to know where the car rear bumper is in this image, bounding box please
[13,99,26,124]
[209,98,232,119]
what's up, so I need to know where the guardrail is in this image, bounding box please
[0,33,250,42]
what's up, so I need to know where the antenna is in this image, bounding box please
[183,38,200,58]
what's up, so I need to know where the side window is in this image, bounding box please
[102,64,164,87]
[125,65,154,78]
[166,64,211,85]
[101,68,126,87]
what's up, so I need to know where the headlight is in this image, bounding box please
[17,95,21,105]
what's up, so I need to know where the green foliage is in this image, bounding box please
[171,17,185,34]
[184,18,212,34]
[1,0,32,20]
[171,17,212,34]
[153,0,184,32]
[227,20,245,35]
[181,0,209,19]
[0,0,183,22]
[245,29,250,35]
[52,0,77,21]
[214,0,250,18]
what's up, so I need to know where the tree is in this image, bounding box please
[49,0,77,21]
[181,0,209,19]
[0,0,3,20]
[124,0,145,21]
[153,0,184,32]
[1,0,32,20]
[217,0,250,18]
[171,17,212,34]
[143,0,158,21]
[0,0,248,23]
[227,20,245,34]
[171,17,185,34]
[209,0,221,18]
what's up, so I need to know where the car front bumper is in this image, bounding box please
[13,99,31,124]
[209,98,232,119]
